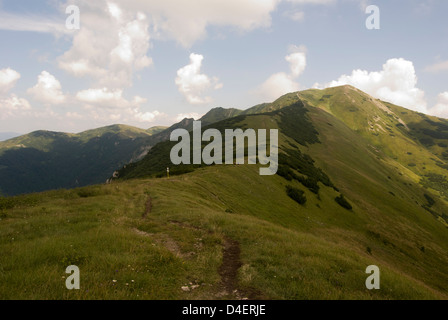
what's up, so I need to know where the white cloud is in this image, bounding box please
[0,1,338,47]
[27,71,66,105]
[316,58,428,113]
[76,86,165,125]
[257,47,306,101]
[0,68,32,119]
[55,0,287,90]
[0,95,32,120]
[429,92,448,118]
[286,51,307,77]
[101,107,164,125]
[0,68,21,94]
[175,53,222,105]
[134,110,162,123]
[58,1,152,88]
[123,0,280,47]
[76,87,141,109]
[259,73,300,101]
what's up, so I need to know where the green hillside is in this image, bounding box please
[1,86,448,299]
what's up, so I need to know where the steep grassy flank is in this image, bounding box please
[200,107,244,126]
[117,95,319,181]
[300,86,448,225]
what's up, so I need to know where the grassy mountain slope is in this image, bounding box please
[1,164,447,299]
[199,107,243,126]
[300,86,448,224]
[1,86,448,299]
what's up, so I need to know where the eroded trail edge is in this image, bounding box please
[218,237,263,300]
[218,237,242,297]
[143,195,152,218]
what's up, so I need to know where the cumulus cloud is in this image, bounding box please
[429,92,448,118]
[27,71,66,105]
[56,0,283,88]
[58,1,152,89]
[175,53,222,105]
[77,87,143,109]
[258,47,306,101]
[0,95,32,120]
[121,0,279,47]
[0,68,32,119]
[133,110,164,123]
[76,86,164,125]
[259,73,300,101]
[0,68,21,94]
[315,58,428,113]
[286,51,307,77]
[1,0,340,46]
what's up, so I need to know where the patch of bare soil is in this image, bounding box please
[143,195,152,218]
[217,237,265,300]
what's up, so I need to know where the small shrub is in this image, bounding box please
[77,189,100,198]
[277,165,293,181]
[335,194,352,210]
[286,185,306,205]
[419,137,435,146]
[424,193,436,207]
[0,197,15,210]
[0,210,8,220]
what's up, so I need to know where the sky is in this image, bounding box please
[0,0,447,134]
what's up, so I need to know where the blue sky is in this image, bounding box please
[0,0,447,133]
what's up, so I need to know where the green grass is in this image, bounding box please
[1,162,447,299]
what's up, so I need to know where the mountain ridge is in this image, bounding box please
[2,85,448,299]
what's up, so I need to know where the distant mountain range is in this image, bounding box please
[0,125,166,196]
[4,84,448,211]
[0,95,300,196]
